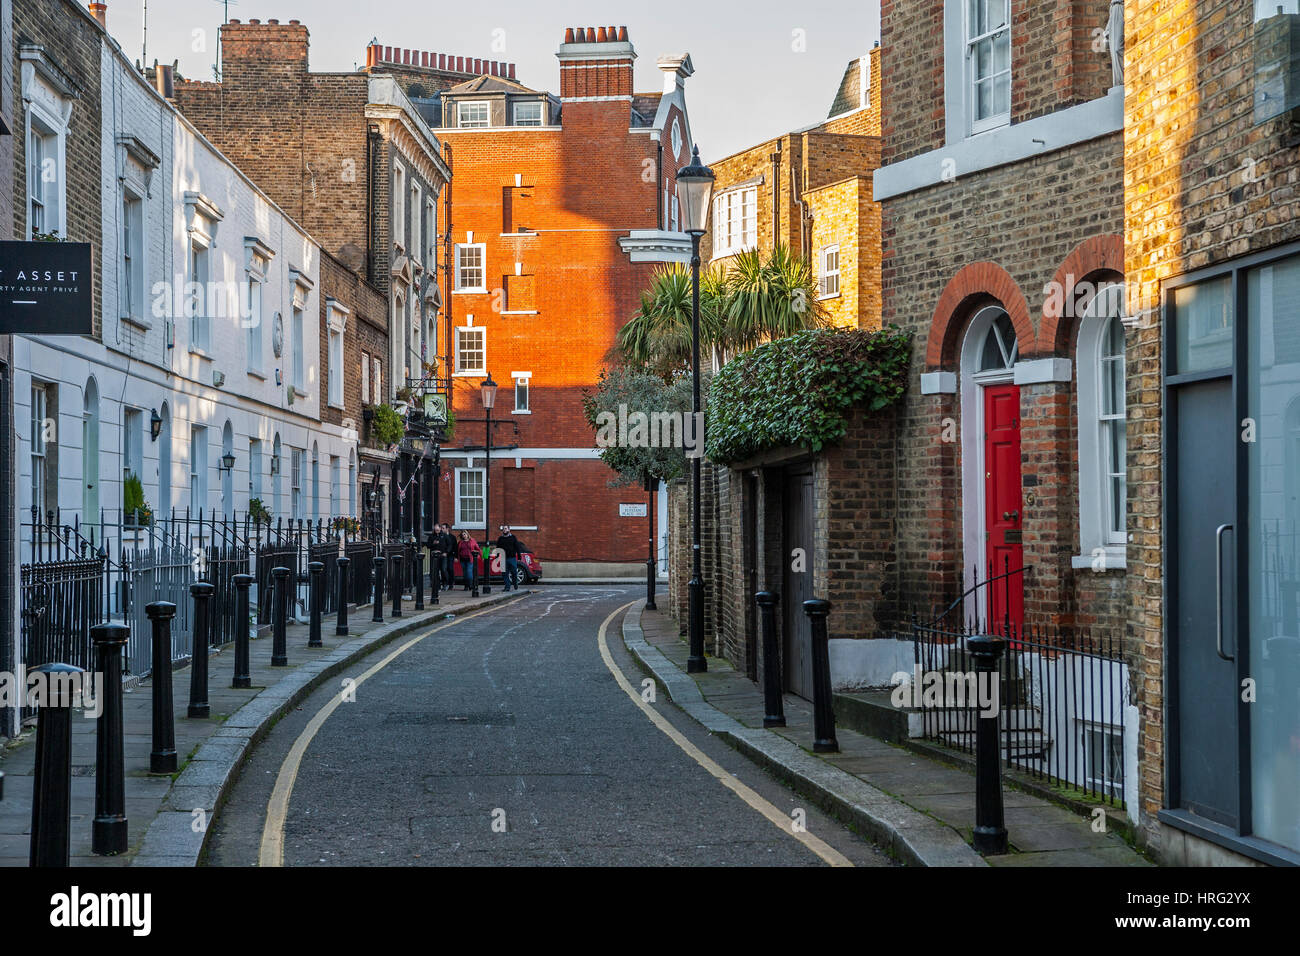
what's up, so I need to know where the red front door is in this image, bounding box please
[983,384,1024,635]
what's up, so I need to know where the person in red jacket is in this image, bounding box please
[456,529,478,592]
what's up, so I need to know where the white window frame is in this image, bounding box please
[326,299,349,409]
[188,236,212,352]
[361,350,371,403]
[1075,283,1128,569]
[330,455,341,518]
[426,198,439,266]
[249,438,263,501]
[1080,723,1124,799]
[956,0,1012,138]
[455,243,487,292]
[373,357,382,403]
[513,100,543,126]
[711,187,757,258]
[244,239,273,376]
[26,113,64,239]
[189,424,208,516]
[30,382,49,517]
[292,304,305,392]
[291,447,303,521]
[122,407,144,509]
[393,162,406,251]
[455,467,486,528]
[411,182,422,266]
[819,244,841,299]
[456,325,487,376]
[513,372,531,414]
[121,188,145,321]
[458,101,490,128]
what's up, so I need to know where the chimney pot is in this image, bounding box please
[618,26,628,41]
[564,28,574,42]
[438,53,446,69]
[384,46,392,62]
[155,63,174,99]
[588,27,598,42]
[456,56,464,72]
[422,51,430,67]
[229,18,240,24]
[290,19,300,25]
[268,18,278,25]
[508,64,516,79]
[89,2,106,28]
[607,25,617,39]
[489,62,498,76]
[597,27,607,42]
[249,18,260,24]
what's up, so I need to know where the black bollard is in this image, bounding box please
[232,573,253,688]
[146,601,178,773]
[372,554,385,622]
[188,582,214,717]
[307,561,324,648]
[271,566,290,666]
[335,557,351,636]
[803,598,838,753]
[413,542,425,611]
[391,553,403,618]
[967,634,1008,855]
[90,623,129,855]
[29,662,84,867]
[757,591,786,728]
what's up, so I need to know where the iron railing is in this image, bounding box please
[908,562,1130,808]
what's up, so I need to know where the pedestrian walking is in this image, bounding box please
[456,530,478,592]
[437,523,456,587]
[496,525,523,591]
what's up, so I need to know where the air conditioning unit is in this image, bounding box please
[213,370,226,388]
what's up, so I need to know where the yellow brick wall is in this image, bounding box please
[806,176,882,330]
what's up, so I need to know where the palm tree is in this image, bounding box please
[719,244,830,357]
[614,263,726,378]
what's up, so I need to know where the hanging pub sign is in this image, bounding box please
[423,391,448,425]
[0,241,94,335]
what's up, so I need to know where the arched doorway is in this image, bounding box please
[82,377,100,526]
[959,306,1024,632]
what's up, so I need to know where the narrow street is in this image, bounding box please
[204,587,889,867]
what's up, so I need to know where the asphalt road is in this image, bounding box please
[204,586,890,867]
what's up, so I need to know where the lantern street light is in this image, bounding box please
[676,145,714,674]
[480,373,498,594]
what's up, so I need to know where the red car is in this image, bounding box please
[452,548,542,587]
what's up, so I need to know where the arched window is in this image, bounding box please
[271,433,282,520]
[979,311,1018,372]
[221,421,234,518]
[82,377,100,524]
[1076,283,1127,567]
[158,402,172,519]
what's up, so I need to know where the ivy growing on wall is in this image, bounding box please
[706,326,912,465]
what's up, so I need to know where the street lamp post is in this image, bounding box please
[480,374,498,594]
[676,146,714,674]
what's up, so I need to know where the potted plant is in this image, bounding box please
[124,473,153,526]
[249,496,272,527]
[393,385,414,415]
[370,403,405,448]
[332,515,360,535]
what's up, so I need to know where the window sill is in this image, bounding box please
[1071,548,1127,571]
[189,346,212,360]
[454,370,487,378]
[500,232,537,238]
[452,288,487,295]
[511,409,531,415]
[121,314,152,331]
[292,386,309,398]
[500,310,538,316]
[247,369,266,381]
[817,291,841,301]
[328,400,344,411]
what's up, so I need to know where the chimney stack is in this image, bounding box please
[89,2,107,28]
[557,25,635,101]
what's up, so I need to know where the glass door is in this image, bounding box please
[1246,254,1300,854]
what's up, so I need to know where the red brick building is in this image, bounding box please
[370,26,697,570]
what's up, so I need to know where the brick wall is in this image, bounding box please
[881,1,1114,165]
[11,0,103,339]
[1124,0,1300,854]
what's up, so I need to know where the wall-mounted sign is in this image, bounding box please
[619,503,648,518]
[0,241,93,334]
[423,392,448,423]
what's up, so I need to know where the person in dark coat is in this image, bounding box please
[495,524,523,591]
[437,523,456,587]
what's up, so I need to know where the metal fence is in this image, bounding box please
[908,563,1130,809]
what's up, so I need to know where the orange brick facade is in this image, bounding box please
[374,27,695,564]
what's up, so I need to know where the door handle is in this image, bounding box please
[1215,523,1234,662]
[1002,510,1019,522]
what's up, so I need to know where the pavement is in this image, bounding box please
[625,602,1154,867]
[0,581,525,867]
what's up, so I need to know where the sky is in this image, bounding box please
[100,0,881,161]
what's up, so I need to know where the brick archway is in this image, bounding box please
[925,261,1033,369]
[1036,234,1124,355]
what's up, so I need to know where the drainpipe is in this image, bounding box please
[770,140,781,246]
[656,137,665,230]
[791,164,808,260]
[366,123,380,284]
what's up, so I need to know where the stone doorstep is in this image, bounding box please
[629,603,1150,868]
[0,589,529,868]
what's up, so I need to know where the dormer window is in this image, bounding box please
[458,101,490,128]
[513,101,543,126]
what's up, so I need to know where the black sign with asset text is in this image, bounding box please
[0,241,93,335]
